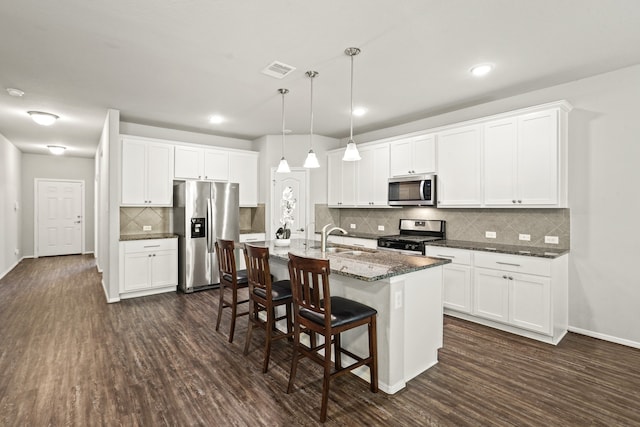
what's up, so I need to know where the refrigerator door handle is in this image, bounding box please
[207,198,214,253]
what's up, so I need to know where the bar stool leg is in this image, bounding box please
[215,284,225,331]
[243,300,255,356]
[262,306,274,373]
[320,337,333,423]
[369,315,379,393]
[228,288,238,343]
[287,323,301,394]
[334,333,342,369]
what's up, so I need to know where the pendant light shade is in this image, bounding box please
[343,47,361,162]
[303,71,321,168]
[276,88,291,174]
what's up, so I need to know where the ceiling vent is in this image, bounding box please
[261,61,296,79]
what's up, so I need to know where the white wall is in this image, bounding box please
[0,132,22,279]
[21,154,95,257]
[355,64,640,346]
[120,122,253,150]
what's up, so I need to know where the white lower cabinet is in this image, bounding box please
[119,238,178,299]
[424,246,472,313]
[425,245,567,344]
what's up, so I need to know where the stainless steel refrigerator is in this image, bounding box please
[172,181,239,293]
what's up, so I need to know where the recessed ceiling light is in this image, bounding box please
[28,111,59,126]
[209,115,225,124]
[470,63,494,77]
[353,107,367,117]
[7,88,25,97]
[47,145,66,155]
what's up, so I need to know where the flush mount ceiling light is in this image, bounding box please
[470,63,494,77]
[28,111,59,126]
[276,88,291,174]
[303,71,320,169]
[352,107,367,117]
[47,145,66,155]
[343,47,362,162]
[6,88,25,97]
[209,114,225,124]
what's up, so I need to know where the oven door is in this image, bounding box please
[388,175,435,206]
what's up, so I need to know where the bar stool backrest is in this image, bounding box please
[244,244,272,297]
[287,253,332,329]
[216,238,237,280]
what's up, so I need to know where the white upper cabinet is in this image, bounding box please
[327,150,357,207]
[484,109,560,206]
[356,143,390,206]
[436,125,482,207]
[121,137,173,206]
[389,134,436,177]
[174,146,229,181]
[229,151,258,207]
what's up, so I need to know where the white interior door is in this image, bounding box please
[36,180,83,257]
[271,168,308,240]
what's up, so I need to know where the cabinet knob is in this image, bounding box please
[153,254,156,257]
[509,276,514,280]
[517,200,522,204]
[512,200,516,204]
[502,275,508,279]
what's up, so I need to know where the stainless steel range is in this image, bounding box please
[377,219,446,255]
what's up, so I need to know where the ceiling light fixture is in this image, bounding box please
[28,111,59,126]
[343,47,362,162]
[470,63,494,77]
[352,107,367,117]
[7,88,25,97]
[47,145,66,155]
[209,115,225,124]
[303,71,320,169]
[276,88,291,174]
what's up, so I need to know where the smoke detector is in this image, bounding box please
[261,61,296,79]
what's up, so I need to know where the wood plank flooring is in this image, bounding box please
[1,254,639,426]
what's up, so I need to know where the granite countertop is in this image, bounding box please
[120,233,178,241]
[424,239,569,259]
[256,239,450,282]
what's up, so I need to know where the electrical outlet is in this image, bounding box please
[545,235,559,244]
[485,231,496,239]
[394,291,403,309]
[519,234,531,241]
[14,248,19,255]
[378,225,385,231]
[143,225,152,231]
[350,224,356,229]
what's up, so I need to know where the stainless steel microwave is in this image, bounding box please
[388,174,436,206]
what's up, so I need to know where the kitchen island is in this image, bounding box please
[254,239,450,394]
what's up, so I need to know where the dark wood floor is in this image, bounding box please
[1,255,639,426]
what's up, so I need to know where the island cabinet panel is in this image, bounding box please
[436,125,482,206]
[121,137,173,206]
[424,246,472,313]
[119,238,177,299]
[389,134,436,177]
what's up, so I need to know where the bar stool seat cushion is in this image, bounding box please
[222,269,248,285]
[254,279,292,301]
[300,296,377,328]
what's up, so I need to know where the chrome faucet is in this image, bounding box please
[304,222,316,247]
[321,223,348,253]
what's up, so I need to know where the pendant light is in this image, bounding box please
[303,71,320,168]
[343,47,361,161]
[276,88,291,173]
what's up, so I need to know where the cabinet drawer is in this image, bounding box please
[424,246,472,265]
[474,252,550,277]
[240,233,266,243]
[123,238,177,253]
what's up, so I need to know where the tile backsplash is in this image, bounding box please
[315,204,570,249]
[120,207,171,235]
[121,204,266,237]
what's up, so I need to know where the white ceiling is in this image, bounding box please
[2,0,640,158]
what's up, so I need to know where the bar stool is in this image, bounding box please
[286,253,378,423]
[243,244,293,373]
[215,238,249,343]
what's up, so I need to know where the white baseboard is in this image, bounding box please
[101,278,120,303]
[568,326,640,350]
[0,259,21,280]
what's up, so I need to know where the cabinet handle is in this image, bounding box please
[509,276,513,280]
[502,275,508,279]
[245,238,258,242]
[496,261,521,267]
[144,245,161,248]
[437,254,455,258]
[353,243,365,247]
